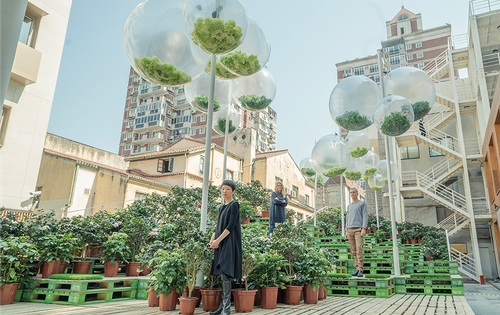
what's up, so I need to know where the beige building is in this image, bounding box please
[0,0,72,211]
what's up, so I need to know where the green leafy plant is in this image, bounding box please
[364,167,377,177]
[383,178,395,184]
[301,207,341,237]
[220,51,260,76]
[239,200,256,220]
[49,274,103,280]
[412,101,430,120]
[335,110,372,131]
[193,95,221,112]
[0,236,38,285]
[350,147,368,158]
[293,248,330,288]
[248,252,288,289]
[301,168,316,177]
[121,216,151,262]
[38,233,79,264]
[238,95,272,111]
[322,166,347,177]
[0,212,27,238]
[380,112,411,136]
[150,250,186,297]
[241,235,260,290]
[134,56,191,86]
[344,171,362,181]
[180,230,208,297]
[215,117,236,134]
[191,17,243,54]
[307,176,324,185]
[206,60,239,80]
[363,175,369,181]
[370,185,383,190]
[70,216,102,261]
[102,232,130,265]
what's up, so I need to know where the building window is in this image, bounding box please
[305,195,310,205]
[400,146,420,159]
[135,192,148,200]
[126,132,134,138]
[157,158,173,173]
[400,27,404,35]
[193,116,197,123]
[0,106,11,147]
[407,54,413,60]
[369,64,379,73]
[177,99,186,105]
[416,42,422,48]
[125,145,131,151]
[199,155,205,175]
[292,186,299,198]
[201,115,206,122]
[226,170,233,180]
[406,44,412,50]
[430,137,453,157]
[200,127,206,134]
[177,88,184,93]
[19,15,34,46]
[417,52,423,58]
[275,176,282,184]
[191,128,196,136]
[418,63,424,68]
[297,213,303,221]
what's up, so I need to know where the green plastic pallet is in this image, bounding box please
[395,285,464,296]
[25,278,137,292]
[327,286,395,298]
[21,288,137,305]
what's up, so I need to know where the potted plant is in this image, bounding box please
[293,248,330,304]
[0,236,37,305]
[220,51,261,76]
[38,233,79,278]
[101,232,129,277]
[150,250,185,311]
[248,252,287,309]
[232,239,259,313]
[70,215,101,274]
[134,56,191,86]
[380,112,411,136]
[191,17,243,54]
[240,200,256,224]
[238,95,273,111]
[179,231,206,314]
[335,110,372,131]
[200,269,222,312]
[375,229,387,243]
[121,216,150,276]
[192,95,221,112]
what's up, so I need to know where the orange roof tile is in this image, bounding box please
[390,7,417,24]
[255,149,288,160]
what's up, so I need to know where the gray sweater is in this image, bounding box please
[346,200,368,229]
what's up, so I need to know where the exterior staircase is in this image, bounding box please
[435,213,470,237]
[450,246,481,283]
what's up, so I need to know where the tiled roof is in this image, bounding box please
[390,7,417,24]
[125,145,207,160]
[254,149,288,160]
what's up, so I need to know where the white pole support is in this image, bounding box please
[222,106,230,181]
[314,174,317,227]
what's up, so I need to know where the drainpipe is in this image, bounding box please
[65,164,80,217]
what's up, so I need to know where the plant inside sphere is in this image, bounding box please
[191,17,243,54]
[380,112,411,136]
[134,56,191,86]
[238,95,272,111]
[206,60,239,80]
[215,117,236,134]
[322,166,347,178]
[220,51,260,76]
[344,171,362,181]
[301,168,316,177]
[335,110,372,131]
[308,176,324,185]
[364,167,377,177]
[371,185,383,190]
[193,95,221,112]
[412,101,430,120]
[383,178,395,184]
[350,146,368,158]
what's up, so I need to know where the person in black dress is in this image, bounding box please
[210,180,242,315]
[269,182,288,236]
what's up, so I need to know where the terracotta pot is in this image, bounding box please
[303,284,318,304]
[140,265,151,276]
[410,239,417,244]
[182,286,204,307]
[242,217,250,224]
[232,289,257,313]
[284,285,303,305]
[338,224,341,229]
[0,283,20,305]
[104,260,120,277]
[254,288,261,306]
[200,289,222,312]
[261,286,278,309]
[277,287,284,303]
[160,289,178,311]
[42,260,61,278]
[88,245,103,258]
[418,240,422,244]
[147,286,159,307]
[72,261,93,274]
[317,286,324,301]
[262,210,269,218]
[125,262,142,276]
[322,283,327,300]
[179,297,198,315]
[58,261,68,274]
[425,256,431,261]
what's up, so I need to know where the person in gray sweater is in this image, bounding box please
[344,187,367,277]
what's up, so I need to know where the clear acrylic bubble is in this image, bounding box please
[124,0,210,87]
[182,0,248,55]
[212,103,241,135]
[345,131,370,158]
[363,150,380,180]
[218,18,270,77]
[232,68,276,111]
[329,76,381,131]
[185,71,232,113]
[299,158,316,177]
[344,157,366,181]
[205,59,241,80]
[384,67,436,120]
[368,174,385,190]
[372,94,414,137]
[311,134,351,178]
[375,159,399,183]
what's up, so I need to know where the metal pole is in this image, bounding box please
[340,177,345,237]
[200,54,217,232]
[375,190,380,229]
[314,174,317,226]
[222,106,230,181]
[378,49,400,276]
[446,229,451,261]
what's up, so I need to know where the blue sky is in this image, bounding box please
[48,0,470,164]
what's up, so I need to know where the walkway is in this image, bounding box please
[464,282,500,314]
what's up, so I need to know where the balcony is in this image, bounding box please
[133,133,165,144]
[132,146,161,155]
[134,120,166,132]
[10,42,42,85]
[268,135,276,144]
[139,85,168,97]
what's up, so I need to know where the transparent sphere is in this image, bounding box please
[329,76,381,131]
[368,174,385,191]
[311,134,351,178]
[308,173,328,186]
[344,157,366,181]
[372,95,414,137]
[182,0,248,55]
[212,103,241,135]
[345,131,370,158]
[384,67,436,120]
[299,158,316,177]
[218,18,270,77]
[375,160,399,183]
[363,150,380,180]
[205,59,241,80]
[185,71,232,113]
[124,0,210,87]
[232,68,276,112]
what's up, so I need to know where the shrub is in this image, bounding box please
[344,171,362,181]
[134,56,191,86]
[350,147,368,158]
[191,17,243,54]
[322,166,346,177]
[335,110,372,131]
[220,51,260,76]
[214,117,236,134]
[412,101,430,120]
[238,95,272,111]
[193,95,221,112]
[380,112,411,136]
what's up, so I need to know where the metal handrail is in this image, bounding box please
[450,246,479,282]
[410,123,462,156]
[422,49,449,77]
[464,138,481,155]
[422,157,461,182]
[470,0,500,15]
[450,33,469,49]
[435,213,468,230]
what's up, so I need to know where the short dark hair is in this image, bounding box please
[221,180,236,192]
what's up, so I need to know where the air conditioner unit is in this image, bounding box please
[291,191,297,198]
[130,93,134,96]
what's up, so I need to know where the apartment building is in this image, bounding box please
[118,68,278,156]
[0,0,72,211]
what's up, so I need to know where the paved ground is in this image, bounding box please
[463,281,500,315]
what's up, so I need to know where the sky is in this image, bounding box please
[48,0,471,165]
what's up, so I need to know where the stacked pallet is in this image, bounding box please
[394,274,464,296]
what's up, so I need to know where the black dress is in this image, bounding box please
[211,201,242,279]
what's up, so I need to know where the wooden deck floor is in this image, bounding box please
[0,295,475,315]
